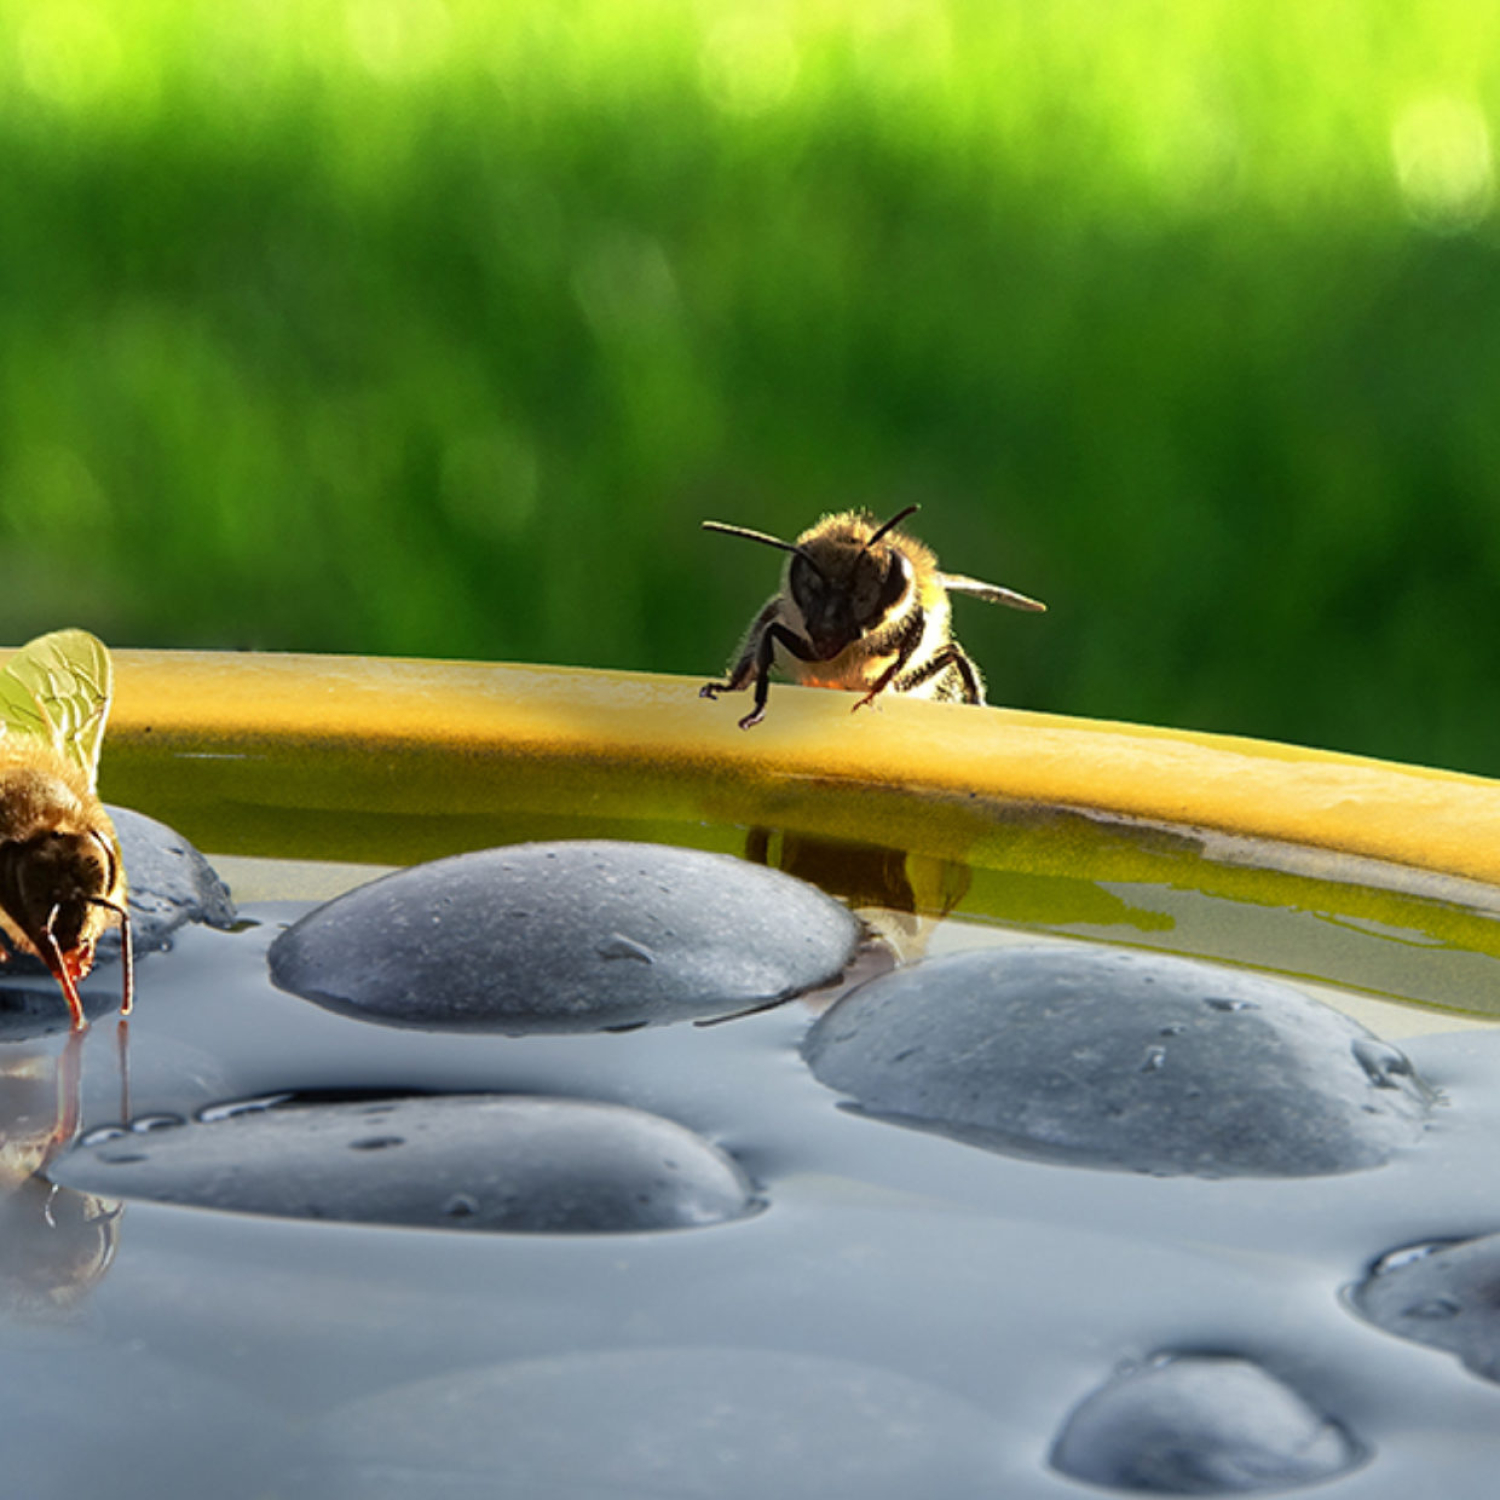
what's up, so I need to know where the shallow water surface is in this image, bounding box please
[4,856,1500,1498]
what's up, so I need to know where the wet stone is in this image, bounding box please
[1350,1234,1500,1383]
[801,944,1433,1177]
[52,1093,757,1234]
[1049,1353,1366,1493]
[0,1343,287,1500]
[267,840,860,1032]
[307,1348,1009,1500]
[101,805,238,955]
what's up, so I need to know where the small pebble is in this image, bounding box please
[1050,1353,1366,1492]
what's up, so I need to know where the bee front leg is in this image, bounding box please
[698,651,755,701]
[852,608,924,714]
[737,622,819,729]
[701,599,778,702]
[703,602,817,730]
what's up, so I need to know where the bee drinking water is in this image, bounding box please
[0,630,132,1029]
[700,506,1046,729]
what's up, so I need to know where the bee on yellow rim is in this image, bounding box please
[700,505,1046,729]
[0,630,132,1029]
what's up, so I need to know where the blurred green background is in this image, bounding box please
[2,0,1497,775]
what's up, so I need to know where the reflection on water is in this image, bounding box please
[0,1032,122,1319]
[745,826,971,966]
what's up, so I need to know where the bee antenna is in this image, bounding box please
[702,520,827,582]
[864,504,920,551]
[86,897,134,1018]
[702,520,800,554]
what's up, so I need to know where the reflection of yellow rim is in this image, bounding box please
[104,651,1500,889]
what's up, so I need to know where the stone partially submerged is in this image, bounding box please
[309,1348,1010,1500]
[801,943,1434,1177]
[268,840,861,1032]
[54,1093,758,1234]
[99,805,238,956]
[1050,1353,1366,1493]
[1351,1234,1500,1384]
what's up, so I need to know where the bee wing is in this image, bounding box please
[938,573,1047,613]
[0,629,114,788]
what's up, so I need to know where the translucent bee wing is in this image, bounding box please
[937,573,1048,613]
[0,629,114,788]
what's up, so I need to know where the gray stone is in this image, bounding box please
[305,1348,1009,1500]
[267,840,860,1032]
[801,944,1433,1176]
[1350,1235,1500,1383]
[1050,1353,1366,1493]
[0,1342,288,1500]
[54,1093,758,1233]
[102,804,238,953]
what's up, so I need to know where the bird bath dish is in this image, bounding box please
[6,651,1500,1499]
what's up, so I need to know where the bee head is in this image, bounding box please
[0,829,120,975]
[701,506,920,660]
[790,506,917,658]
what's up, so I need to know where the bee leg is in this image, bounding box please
[701,599,779,701]
[739,622,818,730]
[852,609,925,713]
[701,637,768,722]
[896,644,986,705]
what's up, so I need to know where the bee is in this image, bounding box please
[0,630,132,1030]
[699,505,1046,729]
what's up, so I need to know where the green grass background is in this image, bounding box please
[3,0,1498,775]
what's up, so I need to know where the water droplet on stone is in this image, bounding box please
[198,1094,295,1124]
[1372,1241,1450,1276]
[595,933,654,965]
[1404,1298,1461,1320]
[1352,1037,1414,1088]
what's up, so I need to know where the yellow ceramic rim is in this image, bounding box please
[100,650,1500,892]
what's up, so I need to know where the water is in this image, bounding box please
[3,853,1500,1497]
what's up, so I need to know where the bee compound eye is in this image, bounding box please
[789,554,824,606]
